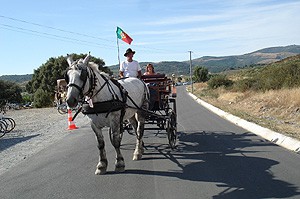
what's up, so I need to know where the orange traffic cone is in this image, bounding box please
[67,109,78,130]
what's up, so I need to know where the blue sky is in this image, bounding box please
[1,0,299,75]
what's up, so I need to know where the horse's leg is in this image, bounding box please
[91,122,108,175]
[110,118,125,172]
[132,111,146,160]
[128,116,138,133]
[128,116,141,160]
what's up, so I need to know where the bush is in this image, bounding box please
[256,59,300,91]
[233,56,300,91]
[233,78,261,92]
[22,92,33,104]
[281,63,300,88]
[33,88,52,108]
[258,65,286,90]
[207,75,233,89]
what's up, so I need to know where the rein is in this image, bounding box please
[89,74,111,100]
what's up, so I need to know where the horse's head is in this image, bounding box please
[65,54,90,108]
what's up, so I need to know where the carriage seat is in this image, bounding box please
[141,73,166,79]
[141,73,171,94]
[141,74,173,110]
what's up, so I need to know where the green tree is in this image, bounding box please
[0,80,23,104]
[193,66,209,82]
[26,54,110,107]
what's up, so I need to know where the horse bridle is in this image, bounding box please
[65,63,96,97]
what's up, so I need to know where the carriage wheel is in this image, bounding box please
[167,110,177,149]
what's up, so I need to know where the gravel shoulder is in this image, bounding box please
[0,108,90,176]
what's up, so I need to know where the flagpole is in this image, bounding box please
[116,34,121,67]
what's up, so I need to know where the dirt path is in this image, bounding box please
[0,108,90,176]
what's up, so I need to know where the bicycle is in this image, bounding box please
[0,120,8,138]
[57,101,82,114]
[0,111,16,138]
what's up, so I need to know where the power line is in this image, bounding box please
[0,14,187,54]
[0,15,114,43]
[0,23,116,50]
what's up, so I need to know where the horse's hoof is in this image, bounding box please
[133,154,142,160]
[115,166,125,173]
[95,168,107,175]
[115,159,125,173]
[95,160,107,175]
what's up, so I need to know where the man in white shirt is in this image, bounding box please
[119,48,142,78]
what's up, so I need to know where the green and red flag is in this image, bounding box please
[116,27,133,45]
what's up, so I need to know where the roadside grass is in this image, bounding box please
[189,55,300,140]
[187,83,300,140]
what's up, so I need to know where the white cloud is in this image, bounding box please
[144,14,225,26]
[134,0,300,48]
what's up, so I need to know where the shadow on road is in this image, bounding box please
[125,130,300,199]
[0,134,40,152]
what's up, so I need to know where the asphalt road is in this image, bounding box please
[1,86,300,199]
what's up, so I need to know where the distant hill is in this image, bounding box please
[0,74,32,83]
[2,45,300,82]
[109,44,300,75]
[191,45,300,73]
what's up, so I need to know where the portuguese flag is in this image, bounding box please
[116,27,133,45]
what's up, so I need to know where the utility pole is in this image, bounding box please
[189,51,193,93]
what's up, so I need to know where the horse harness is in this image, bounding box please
[65,64,142,130]
[81,75,128,117]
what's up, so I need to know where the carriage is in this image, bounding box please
[55,79,67,105]
[55,79,68,114]
[123,74,177,149]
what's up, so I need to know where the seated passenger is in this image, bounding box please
[143,64,161,110]
[143,63,156,75]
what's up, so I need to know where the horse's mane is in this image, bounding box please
[88,62,110,77]
[88,62,99,71]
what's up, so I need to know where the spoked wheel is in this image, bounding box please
[3,117,16,133]
[166,110,177,149]
[0,120,8,138]
[57,103,68,114]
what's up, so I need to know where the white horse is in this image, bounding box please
[65,54,149,175]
